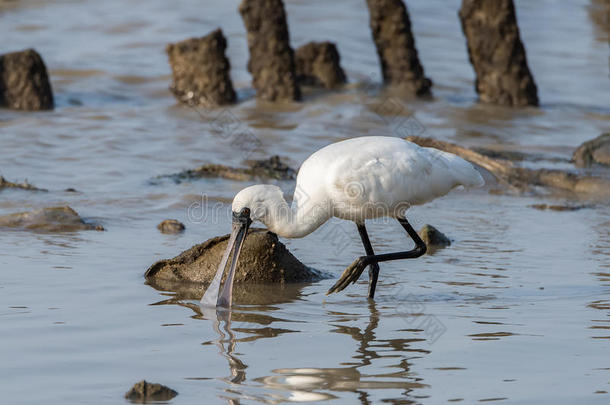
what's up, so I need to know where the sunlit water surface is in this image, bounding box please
[1,0,609,404]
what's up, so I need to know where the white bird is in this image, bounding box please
[201,136,484,308]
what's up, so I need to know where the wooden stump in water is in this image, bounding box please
[166,29,236,106]
[459,0,538,107]
[295,42,347,89]
[0,49,54,111]
[365,0,432,96]
[239,0,301,102]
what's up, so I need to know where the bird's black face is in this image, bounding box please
[227,207,252,271]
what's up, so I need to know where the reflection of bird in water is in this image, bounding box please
[205,308,247,385]
[256,301,428,405]
[202,136,484,308]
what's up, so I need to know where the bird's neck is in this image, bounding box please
[263,192,331,238]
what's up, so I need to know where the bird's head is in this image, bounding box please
[200,185,285,308]
[231,184,285,226]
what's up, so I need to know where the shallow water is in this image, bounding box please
[1,0,609,403]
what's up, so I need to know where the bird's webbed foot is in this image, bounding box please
[326,256,369,295]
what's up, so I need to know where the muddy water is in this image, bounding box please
[1,0,609,403]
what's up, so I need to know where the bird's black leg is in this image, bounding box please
[327,218,427,295]
[357,223,380,299]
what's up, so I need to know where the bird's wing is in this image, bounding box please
[326,143,432,209]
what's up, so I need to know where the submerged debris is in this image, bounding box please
[0,206,104,232]
[0,175,46,191]
[125,380,177,403]
[418,224,451,251]
[157,219,185,234]
[145,228,322,287]
[407,136,610,198]
[572,133,610,168]
[529,204,594,212]
[157,155,296,183]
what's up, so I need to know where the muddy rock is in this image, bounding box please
[0,175,45,191]
[295,42,347,89]
[418,224,451,250]
[125,380,177,403]
[159,155,296,183]
[145,229,322,286]
[166,28,236,107]
[365,0,432,96]
[239,0,301,102]
[0,206,103,232]
[459,0,538,106]
[157,219,185,234]
[0,49,54,111]
[572,133,610,167]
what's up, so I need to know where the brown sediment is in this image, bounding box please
[158,155,296,183]
[157,219,185,234]
[365,0,432,96]
[0,175,45,191]
[239,0,300,102]
[295,41,347,89]
[0,49,54,110]
[459,0,538,106]
[407,136,610,197]
[0,206,104,232]
[145,228,323,287]
[166,28,236,106]
[125,380,177,403]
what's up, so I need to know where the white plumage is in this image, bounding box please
[232,136,483,237]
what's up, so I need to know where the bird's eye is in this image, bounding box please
[241,207,250,216]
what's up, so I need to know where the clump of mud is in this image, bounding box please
[125,380,177,403]
[156,155,296,183]
[0,206,104,232]
[145,228,322,288]
[0,175,45,191]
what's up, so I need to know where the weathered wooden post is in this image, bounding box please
[459,0,539,106]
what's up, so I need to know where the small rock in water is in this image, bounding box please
[0,49,54,110]
[295,41,347,89]
[418,224,451,251]
[157,219,185,234]
[0,206,103,232]
[125,380,177,403]
[572,133,610,168]
[146,229,322,286]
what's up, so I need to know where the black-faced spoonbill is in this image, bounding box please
[201,136,484,308]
